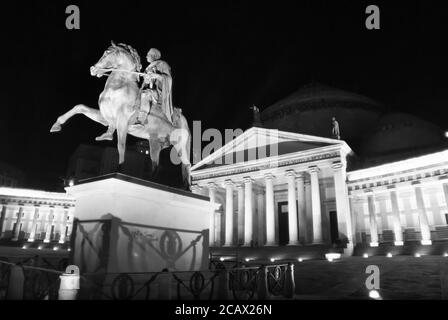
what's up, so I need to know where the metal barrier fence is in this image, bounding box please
[0,256,74,300]
[0,256,295,300]
[79,262,295,300]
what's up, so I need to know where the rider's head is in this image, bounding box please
[147,48,161,63]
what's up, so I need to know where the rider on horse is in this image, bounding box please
[136,48,174,125]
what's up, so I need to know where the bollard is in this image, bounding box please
[257,266,270,300]
[58,265,80,300]
[217,268,230,300]
[283,263,295,299]
[6,265,25,300]
[158,269,172,300]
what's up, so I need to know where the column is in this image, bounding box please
[59,208,69,244]
[66,210,73,240]
[215,211,222,247]
[442,183,448,218]
[414,185,432,245]
[208,183,217,246]
[350,197,361,243]
[256,189,265,246]
[0,205,7,238]
[244,177,254,246]
[12,206,24,241]
[224,180,234,246]
[28,206,40,242]
[331,162,354,246]
[367,192,379,247]
[296,173,307,244]
[44,208,54,243]
[389,190,403,246]
[39,208,48,240]
[309,166,323,244]
[237,183,245,244]
[286,170,299,245]
[265,174,276,246]
[305,180,312,241]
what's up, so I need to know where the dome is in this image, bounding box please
[359,112,447,156]
[260,83,384,147]
[263,83,382,115]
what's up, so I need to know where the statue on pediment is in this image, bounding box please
[332,116,340,140]
[249,105,263,127]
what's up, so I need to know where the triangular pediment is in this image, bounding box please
[191,127,351,171]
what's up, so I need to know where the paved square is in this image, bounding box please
[293,256,448,299]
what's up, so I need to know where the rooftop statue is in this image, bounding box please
[50,42,191,188]
[332,116,340,140]
[249,105,263,127]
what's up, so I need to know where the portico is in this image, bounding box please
[190,127,355,253]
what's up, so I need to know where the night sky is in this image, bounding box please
[1,1,448,190]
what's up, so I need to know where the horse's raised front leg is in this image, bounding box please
[50,104,108,132]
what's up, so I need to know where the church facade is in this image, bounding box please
[190,128,354,249]
[190,128,448,255]
[191,84,448,256]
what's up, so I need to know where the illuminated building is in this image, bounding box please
[0,187,75,244]
[3,83,448,255]
[190,84,448,255]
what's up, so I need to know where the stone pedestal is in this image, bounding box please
[66,173,218,274]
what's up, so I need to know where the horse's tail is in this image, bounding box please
[186,121,191,166]
[175,108,192,164]
[173,108,192,189]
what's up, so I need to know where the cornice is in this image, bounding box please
[192,151,340,181]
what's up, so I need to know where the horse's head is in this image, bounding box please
[90,41,142,77]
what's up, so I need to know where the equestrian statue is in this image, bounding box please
[50,42,191,188]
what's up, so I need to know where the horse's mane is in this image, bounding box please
[109,42,142,72]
